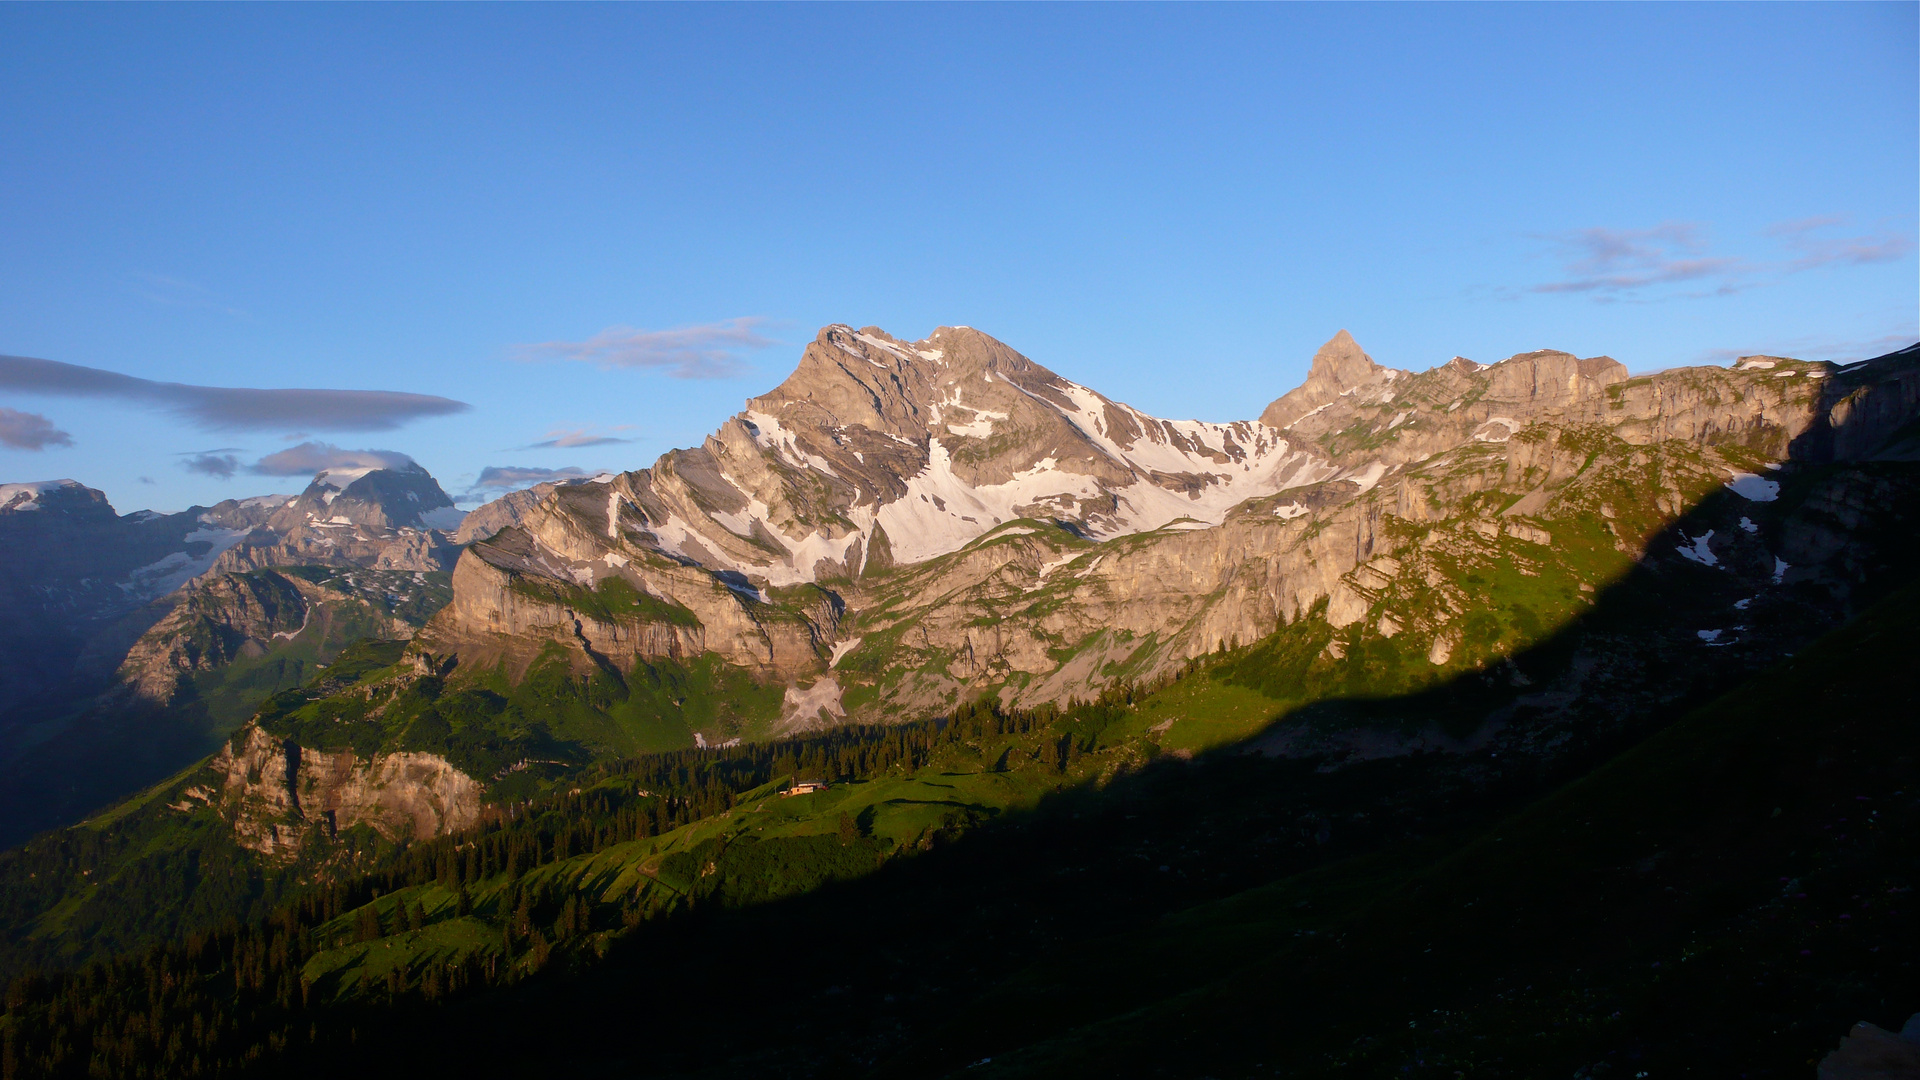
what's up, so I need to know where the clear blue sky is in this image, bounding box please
[2,3,1914,512]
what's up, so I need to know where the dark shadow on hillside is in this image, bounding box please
[1223,343,1920,774]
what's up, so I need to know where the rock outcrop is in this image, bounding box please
[183,723,482,858]
[453,481,562,544]
[117,567,436,704]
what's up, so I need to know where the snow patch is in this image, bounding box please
[1342,461,1389,494]
[122,526,250,599]
[1724,472,1780,502]
[780,676,845,729]
[1473,417,1523,442]
[0,479,82,512]
[1676,530,1719,567]
[1026,552,1081,592]
[743,410,840,476]
[828,638,862,669]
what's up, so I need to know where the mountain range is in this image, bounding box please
[0,325,1915,1079]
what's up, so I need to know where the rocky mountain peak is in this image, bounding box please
[1480,349,1627,409]
[0,479,109,517]
[267,464,460,533]
[1260,330,1399,430]
[1306,329,1381,390]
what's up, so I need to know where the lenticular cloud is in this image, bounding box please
[0,354,469,433]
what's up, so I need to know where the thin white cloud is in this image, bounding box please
[0,408,73,451]
[250,442,417,477]
[512,318,775,379]
[133,273,249,319]
[1532,216,1913,301]
[1767,216,1914,271]
[458,464,598,503]
[0,354,469,432]
[471,465,593,487]
[1532,223,1747,297]
[1696,329,1919,367]
[516,426,636,450]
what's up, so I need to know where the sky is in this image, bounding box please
[1,3,1914,513]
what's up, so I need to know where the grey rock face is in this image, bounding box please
[209,466,464,576]
[419,325,1918,733]
[182,724,482,859]
[453,482,560,544]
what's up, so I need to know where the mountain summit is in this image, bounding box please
[414,322,1913,734]
[266,461,462,533]
[1259,329,1388,429]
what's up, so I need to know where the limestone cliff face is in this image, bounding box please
[806,334,1914,720]
[412,325,1917,730]
[117,568,441,704]
[421,509,838,680]
[118,572,310,701]
[453,482,559,545]
[1258,329,1392,430]
[182,724,482,858]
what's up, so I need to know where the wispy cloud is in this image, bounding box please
[1532,216,1915,301]
[133,273,249,319]
[182,452,241,479]
[1532,222,1747,297]
[1767,216,1913,271]
[472,465,594,487]
[249,442,418,477]
[0,408,73,451]
[516,426,636,450]
[1696,328,1919,367]
[458,464,598,503]
[0,354,470,433]
[512,318,775,379]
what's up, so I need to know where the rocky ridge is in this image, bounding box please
[414,327,1919,732]
[210,464,465,576]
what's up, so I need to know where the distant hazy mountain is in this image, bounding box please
[0,462,471,846]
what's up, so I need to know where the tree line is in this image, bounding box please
[0,685,1159,1079]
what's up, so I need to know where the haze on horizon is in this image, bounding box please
[0,3,1913,513]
